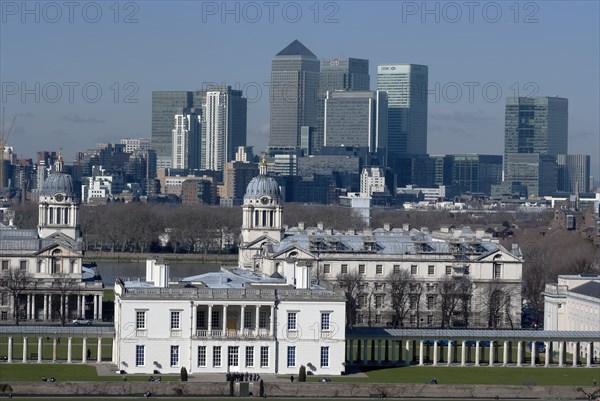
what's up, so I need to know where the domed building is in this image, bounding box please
[238,157,284,269]
[0,153,104,325]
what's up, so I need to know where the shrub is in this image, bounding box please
[299,365,306,382]
[180,367,188,382]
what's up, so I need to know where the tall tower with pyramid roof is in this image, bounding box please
[269,40,319,148]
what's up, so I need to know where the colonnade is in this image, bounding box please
[4,335,112,363]
[20,293,103,321]
[346,338,596,368]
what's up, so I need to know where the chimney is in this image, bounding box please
[383,223,391,231]
[317,222,324,230]
[298,222,305,230]
[402,223,410,231]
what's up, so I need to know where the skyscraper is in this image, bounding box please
[557,154,591,193]
[316,57,370,152]
[324,90,388,160]
[504,96,568,163]
[503,96,568,196]
[201,87,247,171]
[269,40,320,148]
[151,91,193,160]
[172,108,202,170]
[377,64,428,156]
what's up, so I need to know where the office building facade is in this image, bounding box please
[377,64,428,156]
[557,154,591,194]
[172,108,202,170]
[504,153,557,197]
[269,40,320,149]
[152,91,194,160]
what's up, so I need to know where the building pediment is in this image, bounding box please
[36,242,81,258]
[271,244,317,261]
[476,248,521,263]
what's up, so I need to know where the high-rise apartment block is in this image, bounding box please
[172,108,202,170]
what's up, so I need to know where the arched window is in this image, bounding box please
[51,249,62,274]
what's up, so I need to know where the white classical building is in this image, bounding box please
[238,165,524,329]
[544,274,600,360]
[113,260,346,375]
[0,155,104,323]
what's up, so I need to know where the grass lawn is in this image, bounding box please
[309,366,600,386]
[0,364,180,382]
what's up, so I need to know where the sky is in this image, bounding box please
[1,0,599,185]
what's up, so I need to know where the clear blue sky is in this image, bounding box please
[1,0,599,184]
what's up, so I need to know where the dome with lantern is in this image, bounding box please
[244,157,281,200]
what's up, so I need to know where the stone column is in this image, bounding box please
[208,305,213,334]
[489,342,495,366]
[475,341,480,366]
[433,341,439,366]
[558,341,564,367]
[530,341,536,367]
[26,294,31,320]
[517,341,523,367]
[377,340,382,365]
[587,342,593,367]
[37,337,43,363]
[363,339,368,365]
[447,341,452,366]
[53,338,58,362]
[503,341,509,366]
[269,305,274,338]
[97,338,102,363]
[77,293,81,317]
[254,305,260,336]
[418,340,424,366]
[572,342,578,367]
[67,337,72,363]
[93,295,98,320]
[82,337,88,363]
[545,342,551,367]
[80,295,85,317]
[191,303,197,336]
[7,337,13,363]
[98,294,103,321]
[22,337,28,363]
[43,294,48,320]
[461,340,467,366]
[240,305,246,335]
[404,340,411,366]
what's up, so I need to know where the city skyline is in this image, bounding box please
[1,1,598,184]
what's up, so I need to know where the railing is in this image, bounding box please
[195,328,272,339]
[544,284,568,295]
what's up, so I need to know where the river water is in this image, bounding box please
[92,261,222,287]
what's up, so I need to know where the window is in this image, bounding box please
[409,295,417,310]
[358,295,366,308]
[260,346,269,367]
[341,264,348,274]
[0,292,7,306]
[1,311,7,320]
[376,265,383,275]
[357,314,363,324]
[287,312,297,330]
[197,310,205,329]
[427,295,435,309]
[410,315,417,325]
[358,264,365,275]
[244,310,252,328]
[321,312,330,331]
[446,266,452,275]
[19,260,27,271]
[213,346,222,367]
[136,345,145,366]
[375,314,382,324]
[212,310,220,328]
[259,310,268,328]
[464,266,470,275]
[427,315,434,325]
[323,264,330,274]
[245,346,254,367]
[170,311,180,330]
[170,345,179,367]
[228,346,239,367]
[1,260,8,270]
[375,295,384,309]
[494,264,501,278]
[136,311,146,330]
[393,265,400,274]
[428,265,435,275]
[198,346,206,367]
[320,346,329,367]
[411,265,417,275]
[287,346,296,367]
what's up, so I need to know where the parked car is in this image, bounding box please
[72,317,91,326]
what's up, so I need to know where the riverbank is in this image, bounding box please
[83,251,237,264]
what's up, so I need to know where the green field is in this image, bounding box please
[1,363,598,386]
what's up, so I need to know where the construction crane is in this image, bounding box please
[0,107,17,198]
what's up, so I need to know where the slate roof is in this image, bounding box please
[570,281,600,299]
[0,226,81,254]
[276,39,316,58]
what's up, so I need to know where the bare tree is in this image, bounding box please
[456,276,474,327]
[522,243,550,327]
[0,268,34,325]
[438,277,461,328]
[387,269,413,328]
[481,280,514,328]
[51,274,81,326]
[336,271,363,328]
[409,282,423,328]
